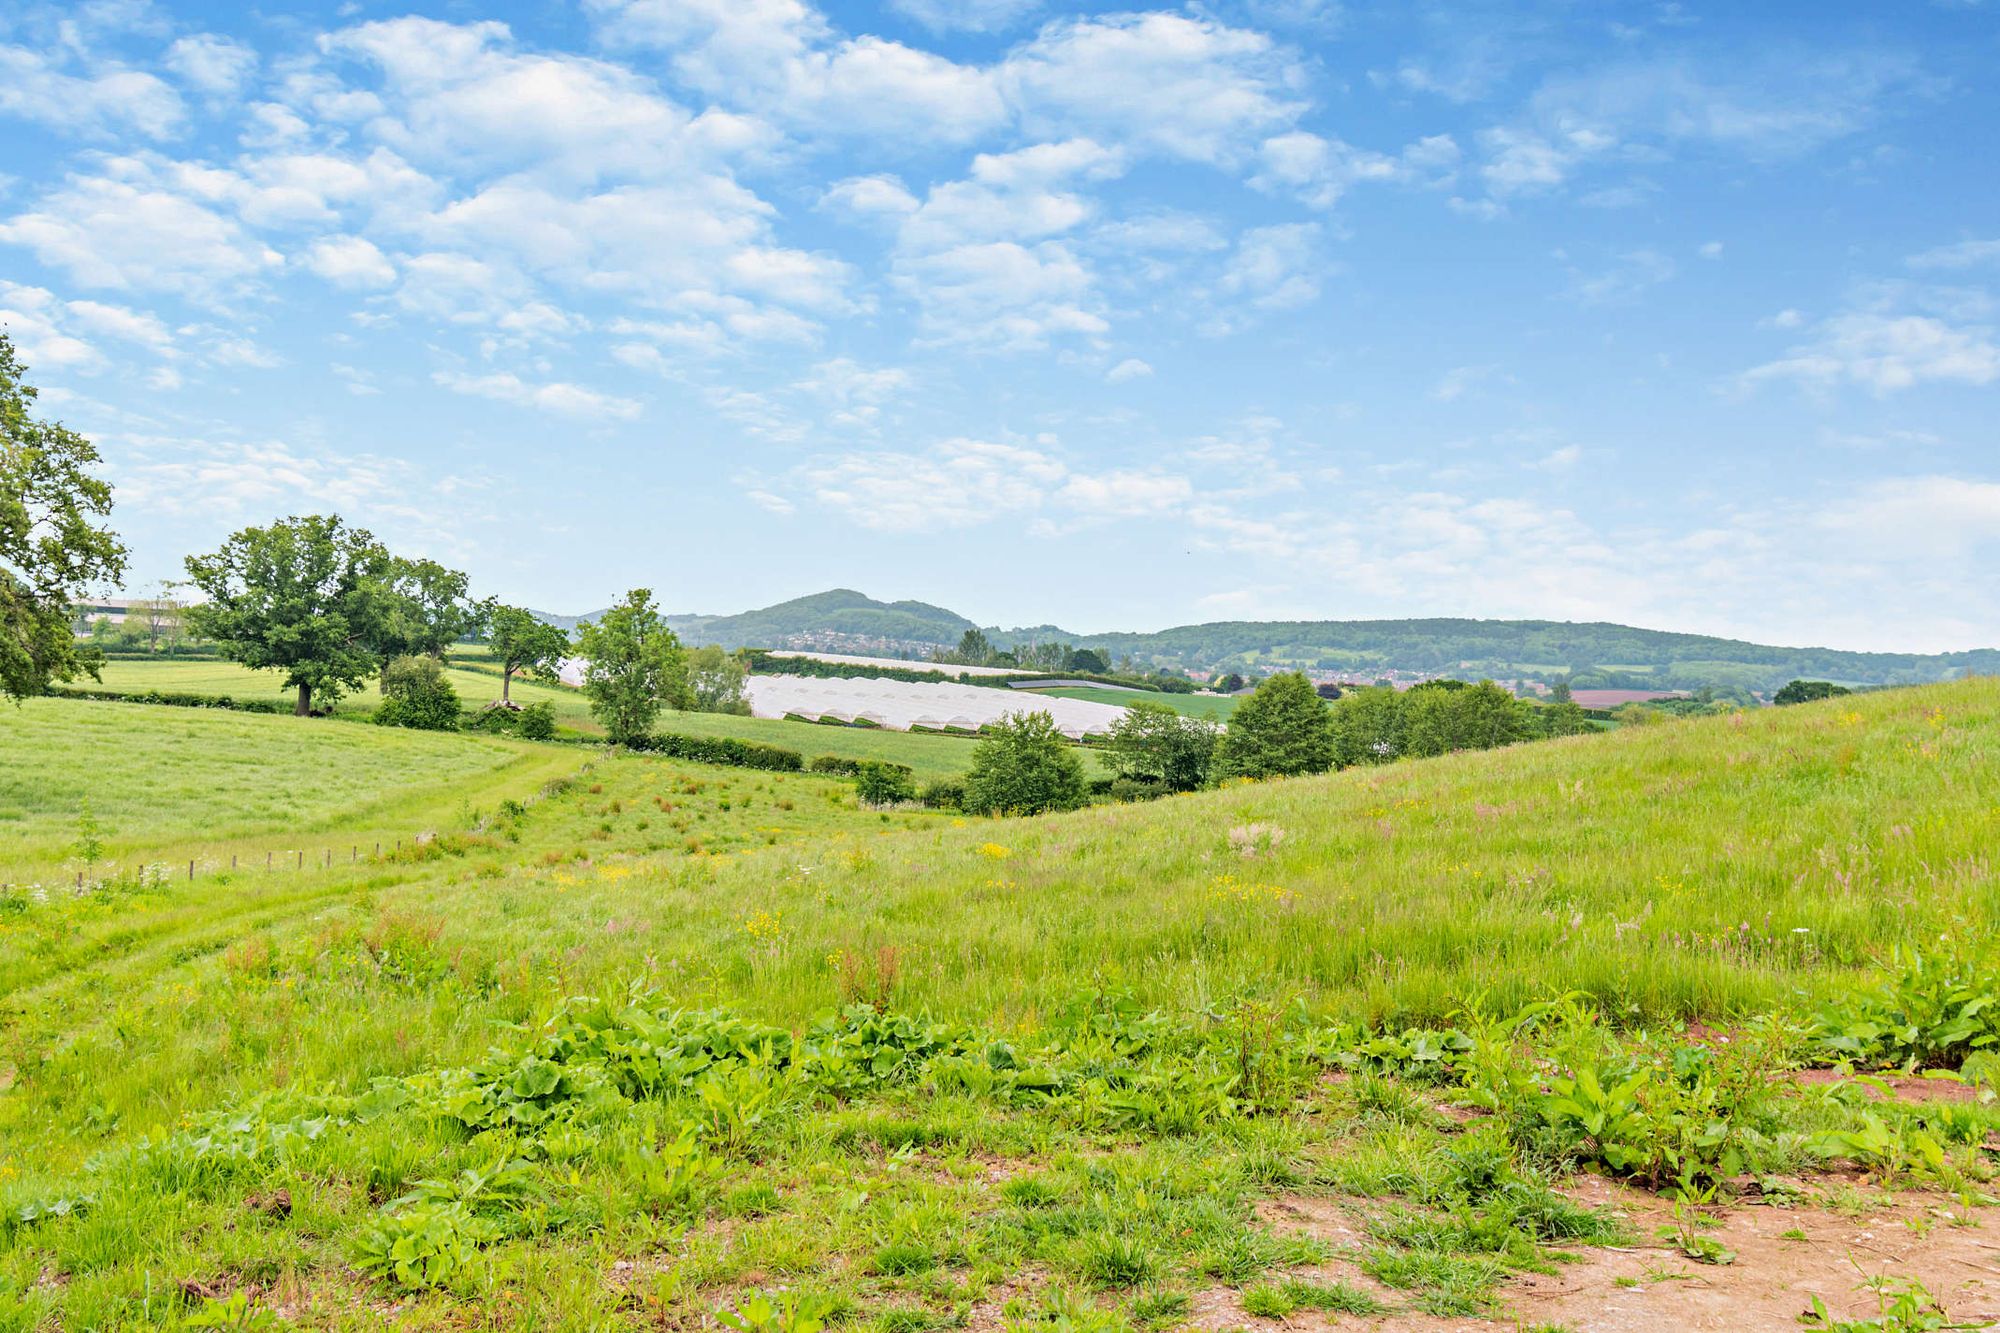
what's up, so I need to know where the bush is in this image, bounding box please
[518,701,556,740]
[810,755,863,776]
[627,731,804,772]
[374,655,461,731]
[1775,679,1851,706]
[1103,700,1218,791]
[962,712,1086,816]
[1104,776,1171,804]
[855,761,918,806]
[919,779,965,810]
[45,685,292,714]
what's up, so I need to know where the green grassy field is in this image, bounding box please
[87,658,1102,781]
[3,680,1997,1329]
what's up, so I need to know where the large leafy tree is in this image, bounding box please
[484,602,569,705]
[1104,700,1219,791]
[184,514,395,716]
[0,335,128,702]
[962,710,1087,816]
[1215,671,1336,779]
[573,588,690,744]
[375,557,481,664]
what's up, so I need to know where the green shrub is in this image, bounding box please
[517,701,556,740]
[374,655,461,731]
[1812,941,2000,1070]
[1215,673,1335,778]
[920,779,965,810]
[962,711,1086,816]
[855,761,918,806]
[629,731,804,772]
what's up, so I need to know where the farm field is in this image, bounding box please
[1016,685,1241,721]
[2,680,1997,1329]
[82,657,1104,781]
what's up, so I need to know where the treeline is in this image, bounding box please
[910,673,1601,820]
[742,649,1194,696]
[1064,617,1996,693]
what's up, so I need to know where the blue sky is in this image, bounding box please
[2,0,1995,651]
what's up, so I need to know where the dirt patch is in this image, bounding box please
[1788,1066,1982,1104]
[1235,1178,2000,1332]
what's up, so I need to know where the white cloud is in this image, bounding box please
[1564,249,1675,305]
[0,44,184,139]
[433,369,642,420]
[1742,312,2000,393]
[302,234,396,288]
[1698,240,1724,259]
[0,170,283,299]
[587,0,1006,145]
[1000,13,1305,165]
[0,283,102,371]
[1251,130,1458,209]
[164,34,257,97]
[888,0,1042,33]
[785,437,1192,532]
[1215,223,1323,314]
[1907,238,2000,270]
[1431,364,1498,402]
[1473,54,1919,199]
[1106,357,1152,382]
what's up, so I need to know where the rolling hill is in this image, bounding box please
[544,588,1997,694]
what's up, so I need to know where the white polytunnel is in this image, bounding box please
[743,675,1127,738]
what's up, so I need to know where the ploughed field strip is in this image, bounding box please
[2,679,1998,1330]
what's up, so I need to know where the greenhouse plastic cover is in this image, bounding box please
[744,674,1127,738]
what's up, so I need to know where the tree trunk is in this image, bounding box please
[501,665,513,704]
[295,681,311,717]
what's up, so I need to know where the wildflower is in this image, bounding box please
[976,843,1011,860]
[743,910,783,942]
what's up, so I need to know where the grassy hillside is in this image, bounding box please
[0,698,574,878]
[3,680,1996,1328]
[667,588,974,650]
[86,657,1094,781]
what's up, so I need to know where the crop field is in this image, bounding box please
[1015,686,1241,721]
[81,658,1104,782]
[3,680,1998,1329]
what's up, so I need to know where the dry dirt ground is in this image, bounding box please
[1208,1176,2000,1332]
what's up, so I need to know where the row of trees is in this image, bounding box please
[1089,672,1596,798]
[935,627,1110,675]
[182,515,755,737]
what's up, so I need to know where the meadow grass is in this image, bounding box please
[87,657,1102,780]
[0,679,1994,1328]
[0,698,574,877]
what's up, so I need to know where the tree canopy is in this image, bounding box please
[962,711,1087,815]
[185,515,399,716]
[484,602,569,705]
[0,334,128,703]
[1104,700,1219,792]
[573,588,690,744]
[1214,672,1336,779]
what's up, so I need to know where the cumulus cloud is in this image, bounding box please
[1742,312,2000,393]
[433,369,643,420]
[1000,13,1305,164]
[0,44,184,140]
[888,0,1042,33]
[164,34,258,97]
[302,234,396,288]
[1106,357,1152,382]
[0,163,287,300]
[780,438,1192,532]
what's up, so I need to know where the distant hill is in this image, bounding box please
[539,589,1997,694]
[662,589,976,653]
